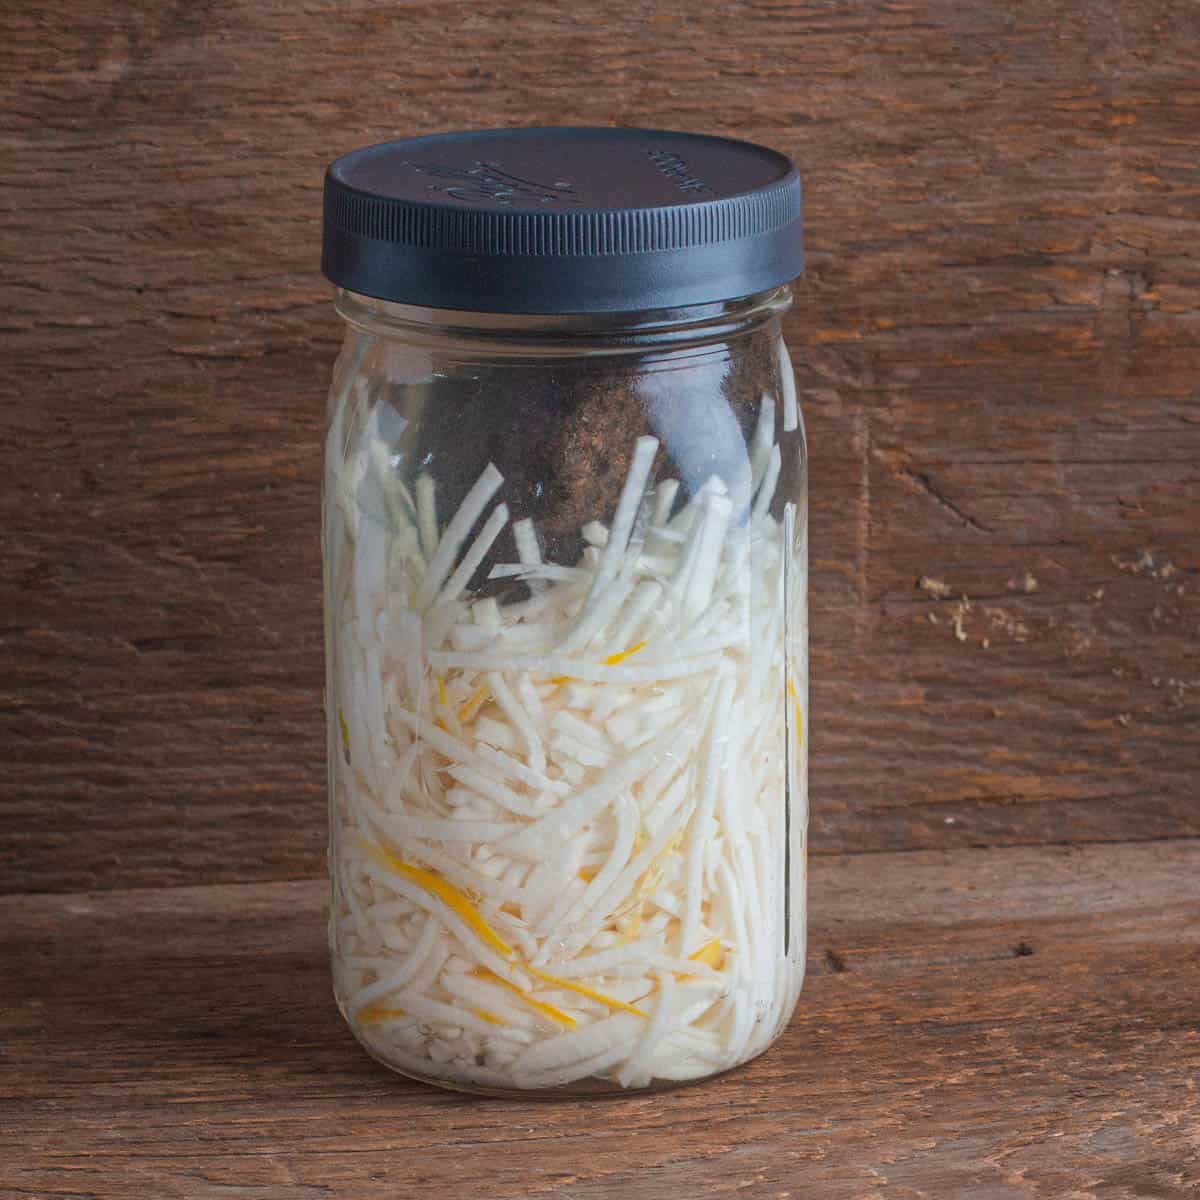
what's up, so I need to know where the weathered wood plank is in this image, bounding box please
[2,0,1198,891]
[2,843,1197,1197]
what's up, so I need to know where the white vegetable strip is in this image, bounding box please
[537,795,639,962]
[489,563,586,582]
[684,493,733,622]
[329,407,807,1091]
[510,1012,643,1077]
[617,970,675,1088]
[474,715,518,751]
[548,730,610,769]
[521,846,586,928]
[417,462,504,608]
[415,472,438,563]
[552,709,612,751]
[555,774,695,960]
[586,435,658,606]
[358,859,514,979]
[371,811,516,843]
[428,649,727,685]
[474,742,566,798]
[474,598,502,634]
[348,914,439,1013]
[373,838,525,905]
[382,987,518,1039]
[558,567,635,654]
[500,717,690,857]
[400,932,450,998]
[514,675,547,735]
[439,973,538,1032]
[542,938,662,978]
[444,764,543,819]
[750,394,776,493]
[779,342,799,433]
[389,705,561,795]
[513,517,542,570]
[581,520,609,547]
[752,444,781,525]
[668,474,727,534]
[652,478,679,526]
[485,672,547,775]
[638,629,745,664]
[435,503,510,608]
[513,1040,635,1091]
[680,675,734,955]
[608,579,663,651]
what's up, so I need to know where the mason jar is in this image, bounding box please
[320,127,807,1095]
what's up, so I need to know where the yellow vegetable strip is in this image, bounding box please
[473,1007,505,1027]
[338,709,351,750]
[620,904,644,942]
[435,672,449,707]
[364,842,513,958]
[522,964,647,1018]
[357,1004,406,1026]
[602,639,648,667]
[458,685,491,723]
[477,969,577,1028]
[787,673,803,749]
[551,639,649,687]
[688,937,723,968]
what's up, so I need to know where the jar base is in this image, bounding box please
[348,1020,782,1100]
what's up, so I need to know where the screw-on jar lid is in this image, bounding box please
[322,127,803,314]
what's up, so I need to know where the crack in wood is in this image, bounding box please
[898,466,994,534]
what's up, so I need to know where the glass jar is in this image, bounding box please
[321,128,807,1095]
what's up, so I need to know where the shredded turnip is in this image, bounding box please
[327,404,807,1091]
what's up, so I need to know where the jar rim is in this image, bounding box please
[334,286,792,356]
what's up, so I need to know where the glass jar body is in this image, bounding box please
[323,288,808,1096]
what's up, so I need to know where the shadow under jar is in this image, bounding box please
[321,127,808,1096]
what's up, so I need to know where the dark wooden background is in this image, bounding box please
[2,2,1198,1196]
[3,0,1198,894]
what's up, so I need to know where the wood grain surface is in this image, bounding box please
[3,843,1197,1198]
[2,3,1198,890]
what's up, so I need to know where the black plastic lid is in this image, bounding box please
[321,127,803,314]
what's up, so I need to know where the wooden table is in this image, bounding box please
[5,843,1199,1196]
[2,2,1198,1195]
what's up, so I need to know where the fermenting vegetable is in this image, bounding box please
[325,383,807,1092]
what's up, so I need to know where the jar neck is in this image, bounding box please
[334,287,791,357]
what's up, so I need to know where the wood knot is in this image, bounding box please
[824,948,848,973]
